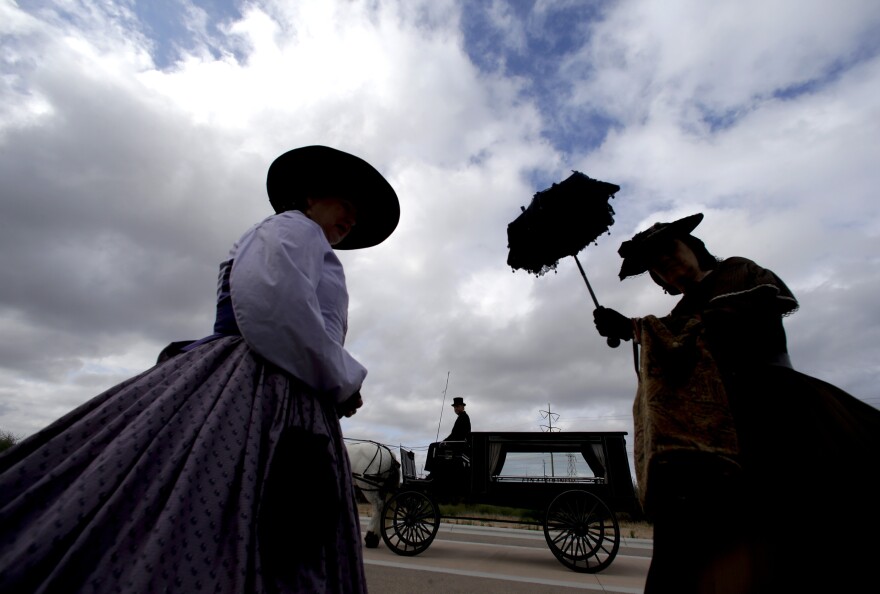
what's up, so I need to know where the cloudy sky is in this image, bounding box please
[2,0,879,476]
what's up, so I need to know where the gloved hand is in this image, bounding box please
[337,391,364,418]
[593,307,633,342]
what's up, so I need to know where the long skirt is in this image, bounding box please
[644,364,880,594]
[0,337,367,594]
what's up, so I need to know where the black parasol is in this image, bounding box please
[507,171,621,346]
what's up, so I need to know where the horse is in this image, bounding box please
[346,440,400,548]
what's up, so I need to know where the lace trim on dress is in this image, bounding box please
[708,283,800,316]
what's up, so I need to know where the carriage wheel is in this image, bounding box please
[380,490,440,556]
[543,489,620,573]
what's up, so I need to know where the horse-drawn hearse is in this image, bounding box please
[352,431,639,574]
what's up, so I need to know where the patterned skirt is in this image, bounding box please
[0,337,366,594]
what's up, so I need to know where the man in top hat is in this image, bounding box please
[444,396,471,441]
[424,397,472,481]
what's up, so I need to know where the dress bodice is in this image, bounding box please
[223,211,366,402]
[667,257,797,370]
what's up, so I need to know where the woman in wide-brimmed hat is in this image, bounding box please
[594,213,880,594]
[0,145,399,593]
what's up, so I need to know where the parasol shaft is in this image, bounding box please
[573,255,600,308]
[573,255,620,348]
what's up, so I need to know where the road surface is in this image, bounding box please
[361,520,651,593]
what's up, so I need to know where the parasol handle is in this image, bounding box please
[573,255,621,348]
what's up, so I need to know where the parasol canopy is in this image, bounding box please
[507,171,621,346]
[507,171,619,275]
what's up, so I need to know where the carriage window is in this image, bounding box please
[497,452,598,479]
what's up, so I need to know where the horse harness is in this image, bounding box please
[351,442,400,493]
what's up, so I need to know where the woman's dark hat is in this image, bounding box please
[266,145,400,250]
[618,213,704,280]
[451,397,466,407]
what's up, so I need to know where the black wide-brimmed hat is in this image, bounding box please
[266,145,400,250]
[451,397,466,407]
[618,213,704,280]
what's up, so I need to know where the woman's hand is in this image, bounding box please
[593,307,633,342]
[337,391,364,418]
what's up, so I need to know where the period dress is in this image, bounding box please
[638,257,880,593]
[0,211,368,593]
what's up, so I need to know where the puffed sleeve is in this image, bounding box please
[707,257,799,316]
[228,212,367,403]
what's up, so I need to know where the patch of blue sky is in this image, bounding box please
[16,0,128,41]
[543,111,620,158]
[521,167,556,198]
[695,103,746,135]
[130,0,244,69]
[776,30,880,102]
[773,59,862,102]
[520,143,620,203]
[701,38,880,134]
[460,1,613,156]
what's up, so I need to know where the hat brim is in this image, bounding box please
[266,145,400,250]
[618,213,703,279]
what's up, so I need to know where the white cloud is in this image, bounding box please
[1,0,878,475]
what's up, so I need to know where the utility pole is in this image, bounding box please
[540,404,560,476]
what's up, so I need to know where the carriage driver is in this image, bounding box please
[424,397,472,481]
[444,396,471,441]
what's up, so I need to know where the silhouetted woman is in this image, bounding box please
[0,145,400,593]
[594,213,880,593]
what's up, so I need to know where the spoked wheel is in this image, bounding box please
[543,489,620,573]
[380,490,440,556]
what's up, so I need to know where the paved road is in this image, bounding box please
[361,521,651,593]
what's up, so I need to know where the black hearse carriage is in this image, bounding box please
[381,431,638,573]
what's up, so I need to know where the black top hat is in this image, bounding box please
[266,145,400,250]
[451,397,466,407]
[617,213,704,280]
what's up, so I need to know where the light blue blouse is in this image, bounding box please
[227,210,366,404]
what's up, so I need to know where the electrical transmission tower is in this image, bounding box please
[539,404,560,432]
[567,453,577,477]
[540,404,560,476]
